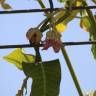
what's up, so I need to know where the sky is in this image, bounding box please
[0,0,96,96]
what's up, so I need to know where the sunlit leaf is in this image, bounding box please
[22,59,61,96]
[76,1,82,7]
[3,48,35,70]
[80,16,91,32]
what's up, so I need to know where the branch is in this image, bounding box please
[0,6,96,14]
[0,41,96,49]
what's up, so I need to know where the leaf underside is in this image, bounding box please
[3,48,35,70]
[22,59,61,96]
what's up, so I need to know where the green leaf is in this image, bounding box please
[92,0,96,4]
[57,0,65,3]
[1,3,12,10]
[3,48,35,70]
[80,16,91,32]
[22,59,61,96]
[80,16,96,59]
[55,1,82,25]
[91,45,96,59]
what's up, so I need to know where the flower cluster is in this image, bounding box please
[42,39,62,53]
[26,24,64,53]
[42,30,63,53]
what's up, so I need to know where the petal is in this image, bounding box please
[56,23,67,33]
[42,39,53,50]
[53,40,62,53]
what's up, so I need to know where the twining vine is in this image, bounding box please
[0,0,96,96]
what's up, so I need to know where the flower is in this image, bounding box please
[56,23,67,33]
[42,39,62,53]
[76,1,82,7]
[42,39,54,50]
[53,39,63,52]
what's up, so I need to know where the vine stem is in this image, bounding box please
[30,46,42,96]
[38,0,46,8]
[16,77,29,96]
[61,47,83,96]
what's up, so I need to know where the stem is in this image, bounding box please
[61,47,83,96]
[40,18,49,32]
[16,77,29,96]
[37,18,48,28]
[38,0,46,8]
[37,0,57,34]
[30,46,42,96]
[37,0,52,34]
[40,10,59,32]
[34,46,42,63]
[35,0,45,64]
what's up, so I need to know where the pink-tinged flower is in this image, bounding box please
[42,39,63,53]
[42,39,54,50]
[53,40,63,53]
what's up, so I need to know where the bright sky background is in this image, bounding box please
[0,0,96,96]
